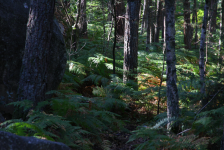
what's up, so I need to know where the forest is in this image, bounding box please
[0,0,224,149]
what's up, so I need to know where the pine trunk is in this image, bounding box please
[184,0,193,50]
[141,0,149,34]
[123,0,141,90]
[78,0,87,37]
[115,0,125,36]
[165,0,179,133]
[199,0,209,105]
[146,0,152,51]
[209,0,218,34]
[17,0,55,105]
[154,0,163,43]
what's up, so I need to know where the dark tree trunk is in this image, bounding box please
[146,0,152,51]
[209,0,218,34]
[199,0,209,106]
[165,0,179,133]
[112,0,117,74]
[17,0,55,105]
[115,0,125,36]
[154,0,163,43]
[78,0,87,37]
[221,1,224,144]
[220,0,224,68]
[123,0,141,90]
[184,0,193,50]
[192,0,198,48]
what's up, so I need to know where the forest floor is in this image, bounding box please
[93,120,145,150]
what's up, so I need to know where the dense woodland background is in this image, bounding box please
[1,0,224,149]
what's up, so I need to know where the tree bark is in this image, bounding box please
[123,0,141,90]
[209,0,218,34]
[17,0,55,105]
[112,0,117,74]
[146,0,152,51]
[78,0,87,37]
[141,0,149,34]
[199,0,209,106]
[165,0,179,133]
[154,0,163,43]
[221,2,224,145]
[115,0,125,36]
[108,0,113,21]
[184,0,193,50]
[192,0,198,48]
[220,0,224,69]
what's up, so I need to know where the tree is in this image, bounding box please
[78,0,87,37]
[123,0,141,90]
[146,0,153,51]
[209,0,218,34]
[141,0,149,34]
[192,0,198,48]
[17,0,55,105]
[184,0,193,50]
[199,0,209,106]
[165,0,179,133]
[154,0,163,43]
[221,3,224,147]
[115,0,125,36]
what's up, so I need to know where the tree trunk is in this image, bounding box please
[78,0,87,37]
[141,0,149,34]
[165,0,179,133]
[108,0,113,21]
[209,0,218,34]
[192,0,198,48]
[184,0,193,50]
[221,2,224,146]
[199,0,209,106]
[112,0,117,74]
[146,0,152,51]
[17,0,55,105]
[123,0,141,90]
[220,0,224,69]
[154,0,163,43]
[115,0,125,36]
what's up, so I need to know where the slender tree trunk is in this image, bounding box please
[221,1,224,143]
[141,0,149,34]
[78,0,87,37]
[154,0,163,42]
[123,0,141,90]
[199,0,209,106]
[165,0,179,133]
[221,2,224,146]
[161,1,165,39]
[17,0,55,105]
[220,0,224,69]
[184,0,193,50]
[112,0,117,74]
